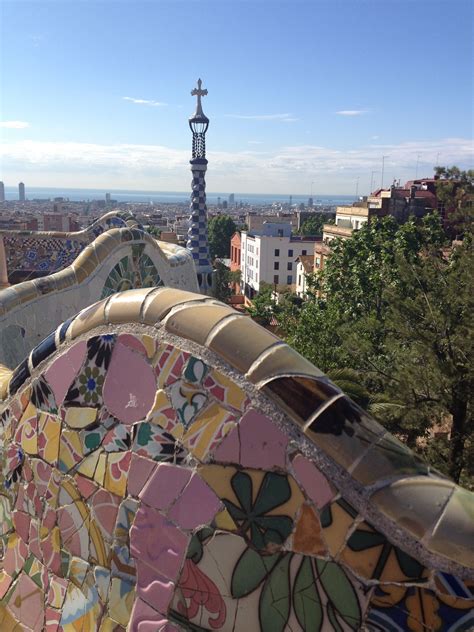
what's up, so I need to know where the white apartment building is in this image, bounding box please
[240,222,318,299]
[295,255,315,298]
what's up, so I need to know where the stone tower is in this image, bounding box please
[186,79,213,295]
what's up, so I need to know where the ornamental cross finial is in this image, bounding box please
[191,78,208,116]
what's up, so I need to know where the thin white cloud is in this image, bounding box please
[0,121,30,129]
[248,140,263,145]
[336,110,367,116]
[1,138,471,194]
[122,97,167,107]
[225,113,298,122]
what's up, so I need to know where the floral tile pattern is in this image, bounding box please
[0,328,472,631]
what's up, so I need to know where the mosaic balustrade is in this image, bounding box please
[0,230,197,368]
[1,212,141,283]
[0,288,472,631]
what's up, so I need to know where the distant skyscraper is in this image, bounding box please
[186,79,213,295]
[106,192,111,203]
[19,182,25,202]
[0,182,4,203]
[229,193,235,205]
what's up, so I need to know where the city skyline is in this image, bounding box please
[0,0,473,195]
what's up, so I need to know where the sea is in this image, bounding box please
[3,187,356,207]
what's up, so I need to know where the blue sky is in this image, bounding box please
[1,0,472,195]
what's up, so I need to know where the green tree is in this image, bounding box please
[278,206,472,484]
[208,215,237,259]
[213,261,241,303]
[298,213,334,236]
[246,283,277,326]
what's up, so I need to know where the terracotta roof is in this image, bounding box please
[295,254,314,273]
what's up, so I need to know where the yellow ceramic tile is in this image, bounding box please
[246,342,325,384]
[77,451,101,479]
[94,453,108,486]
[99,617,124,632]
[58,429,84,472]
[141,288,204,325]
[48,575,67,608]
[147,389,175,428]
[108,578,135,626]
[38,412,61,465]
[17,401,38,455]
[0,604,21,632]
[199,465,304,544]
[320,499,358,558]
[213,508,238,531]
[104,453,128,497]
[140,335,157,359]
[64,407,97,429]
[207,368,248,412]
[154,345,184,390]
[183,401,235,460]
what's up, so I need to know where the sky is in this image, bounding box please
[0,0,473,195]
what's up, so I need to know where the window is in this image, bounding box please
[298,274,302,285]
[315,256,321,267]
[287,262,292,271]
[273,274,279,284]
[288,249,293,257]
[302,249,307,255]
[277,229,283,237]
[274,248,280,256]
[287,275,292,284]
[274,262,279,270]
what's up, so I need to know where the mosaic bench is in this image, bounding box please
[0,288,472,631]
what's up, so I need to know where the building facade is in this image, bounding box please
[240,222,318,298]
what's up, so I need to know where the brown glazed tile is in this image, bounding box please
[246,343,325,384]
[74,244,99,268]
[73,262,91,284]
[67,300,108,340]
[262,375,341,426]
[53,269,76,292]
[12,284,39,305]
[141,288,205,325]
[93,234,119,261]
[207,316,281,374]
[370,477,455,539]
[164,303,235,345]
[106,288,155,324]
[305,396,384,470]
[351,432,429,485]
[32,276,57,295]
[427,487,474,568]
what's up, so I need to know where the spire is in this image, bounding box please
[186,79,213,295]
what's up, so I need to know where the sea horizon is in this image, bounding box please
[2,186,357,206]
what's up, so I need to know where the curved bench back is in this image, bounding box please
[0,231,198,368]
[0,288,472,631]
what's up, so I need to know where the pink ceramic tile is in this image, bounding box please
[136,559,175,613]
[128,454,157,497]
[44,606,61,631]
[118,333,147,356]
[103,342,157,425]
[292,454,335,508]
[90,489,121,540]
[130,505,188,581]
[140,463,192,510]
[129,598,169,632]
[212,425,240,463]
[12,510,30,543]
[214,408,288,470]
[168,474,221,530]
[44,341,87,405]
[8,573,44,630]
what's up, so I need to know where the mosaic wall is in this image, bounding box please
[0,231,198,369]
[0,288,472,631]
[101,245,164,299]
[2,212,138,282]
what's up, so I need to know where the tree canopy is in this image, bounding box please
[208,215,237,259]
[271,195,472,485]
